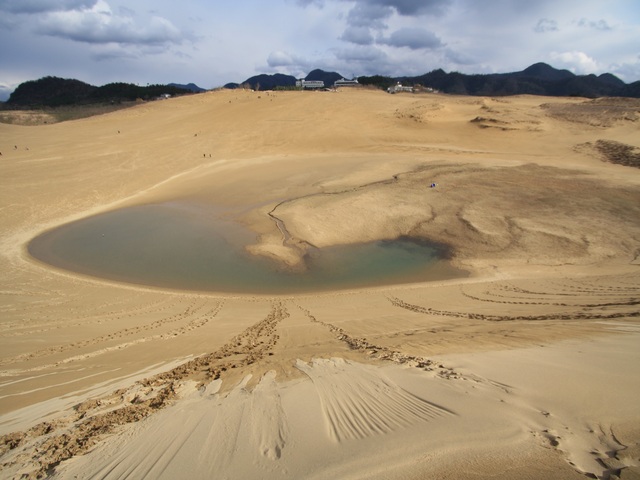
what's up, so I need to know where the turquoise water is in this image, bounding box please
[28,202,464,293]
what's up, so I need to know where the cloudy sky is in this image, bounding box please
[1,0,639,100]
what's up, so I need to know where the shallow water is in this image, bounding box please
[28,202,464,294]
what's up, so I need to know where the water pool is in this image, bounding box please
[28,202,464,294]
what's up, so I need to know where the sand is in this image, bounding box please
[0,88,639,479]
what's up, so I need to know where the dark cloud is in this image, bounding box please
[343,0,451,29]
[340,26,374,45]
[444,48,476,65]
[88,42,142,61]
[0,14,19,30]
[295,0,325,6]
[0,0,97,14]
[534,18,558,33]
[346,3,394,29]
[378,27,443,49]
[363,0,451,16]
[296,0,451,16]
[578,18,612,31]
[339,0,451,50]
[117,5,135,17]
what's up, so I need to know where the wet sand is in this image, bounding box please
[1,89,639,479]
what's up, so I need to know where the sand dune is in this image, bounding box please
[1,88,639,479]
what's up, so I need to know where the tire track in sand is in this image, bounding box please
[0,298,213,368]
[387,295,640,322]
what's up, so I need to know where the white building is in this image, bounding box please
[334,78,359,87]
[387,82,413,94]
[296,79,325,89]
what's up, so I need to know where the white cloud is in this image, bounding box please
[609,57,640,84]
[0,81,17,101]
[34,1,182,46]
[267,51,297,67]
[549,51,599,75]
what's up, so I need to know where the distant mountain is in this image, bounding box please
[225,63,636,98]
[6,64,638,107]
[359,63,636,98]
[225,69,345,90]
[224,73,297,90]
[6,77,96,107]
[6,76,196,107]
[305,69,343,87]
[622,81,640,97]
[168,82,206,92]
[596,73,625,88]
[517,62,574,81]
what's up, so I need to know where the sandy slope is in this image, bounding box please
[0,88,639,479]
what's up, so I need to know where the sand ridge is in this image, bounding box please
[1,88,639,479]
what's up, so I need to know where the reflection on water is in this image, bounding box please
[28,202,464,293]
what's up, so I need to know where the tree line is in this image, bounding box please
[4,76,193,108]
